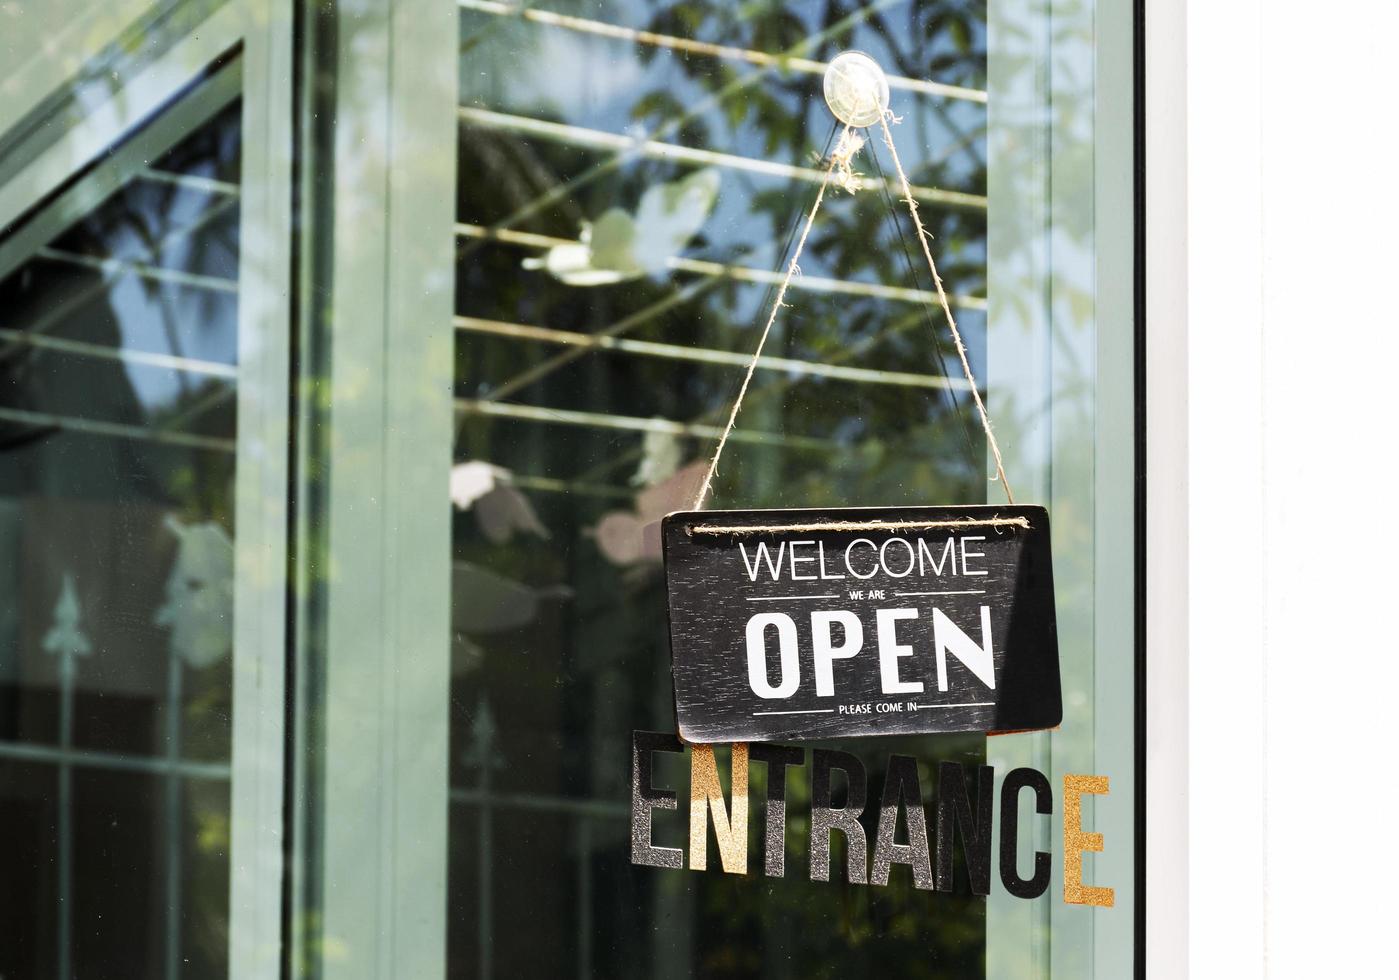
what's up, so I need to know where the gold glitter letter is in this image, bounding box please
[1062,774,1114,907]
[689,743,749,874]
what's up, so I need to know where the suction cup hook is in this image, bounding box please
[823,51,890,128]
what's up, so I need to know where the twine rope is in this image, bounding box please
[689,515,1030,536]
[691,111,1017,511]
[876,112,1015,504]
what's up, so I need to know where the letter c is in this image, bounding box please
[845,539,879,580]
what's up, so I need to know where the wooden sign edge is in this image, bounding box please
[660,503,1062,744]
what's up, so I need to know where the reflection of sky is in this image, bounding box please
[57,174,239,420]
[458,2,987,189]
[459,0,989,376]
[458,6,984,264]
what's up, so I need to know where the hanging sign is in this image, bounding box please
[662,504,1061,742]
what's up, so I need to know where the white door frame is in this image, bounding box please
[1143,0,1195,976]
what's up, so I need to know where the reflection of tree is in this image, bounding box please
[454,2,992,977]
[0,101,241,979]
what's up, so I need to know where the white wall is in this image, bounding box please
[0,0,162,137]
[1155,0,1399,975]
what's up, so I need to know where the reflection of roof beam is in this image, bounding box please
[2,196,240,365]
[485,279,719,401]
[566,304,958,485]
[449,786,628,818]
[456,315,971,391]
[0,741,231,781]
[508,473,633,500]
[457,106,988,211]
[156,384,237,433]
[454,222,986,311]
[138,168,239,197]
[0,328,237,378]
[457,0,988,105]
[37,247,238,294]
[0,406,235,453]
[455,398,831,451]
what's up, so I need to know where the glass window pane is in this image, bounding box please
[451,1,995,976]
[0,89,242,980]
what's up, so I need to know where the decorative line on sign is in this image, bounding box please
[689,515,1030,536]
[911,702,995,710]
[745,594,840,601]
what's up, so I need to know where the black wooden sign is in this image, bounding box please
[661,505,1061,742]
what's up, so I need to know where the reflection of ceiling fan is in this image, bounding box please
[592,459,707,568]
[522,169,720,286]
[450,459,550,543]
[451,561,572,637]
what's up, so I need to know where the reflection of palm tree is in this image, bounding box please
[0,108,241,519]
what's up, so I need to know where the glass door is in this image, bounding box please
[0,0,1136,975]
[449,0,1136,977]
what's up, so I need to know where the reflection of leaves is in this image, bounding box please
[594,460,706,566]
[948,17,972,53]
[592,512,646,566]
[631,90,709,147]
[632,427,683,486]
[451,562,571,634]
[475,484,550,543]
[450,459,509,509]
[635,460,706,522]
[749,7,809,56]
[451,460,550,543]
[632,168,722,268]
